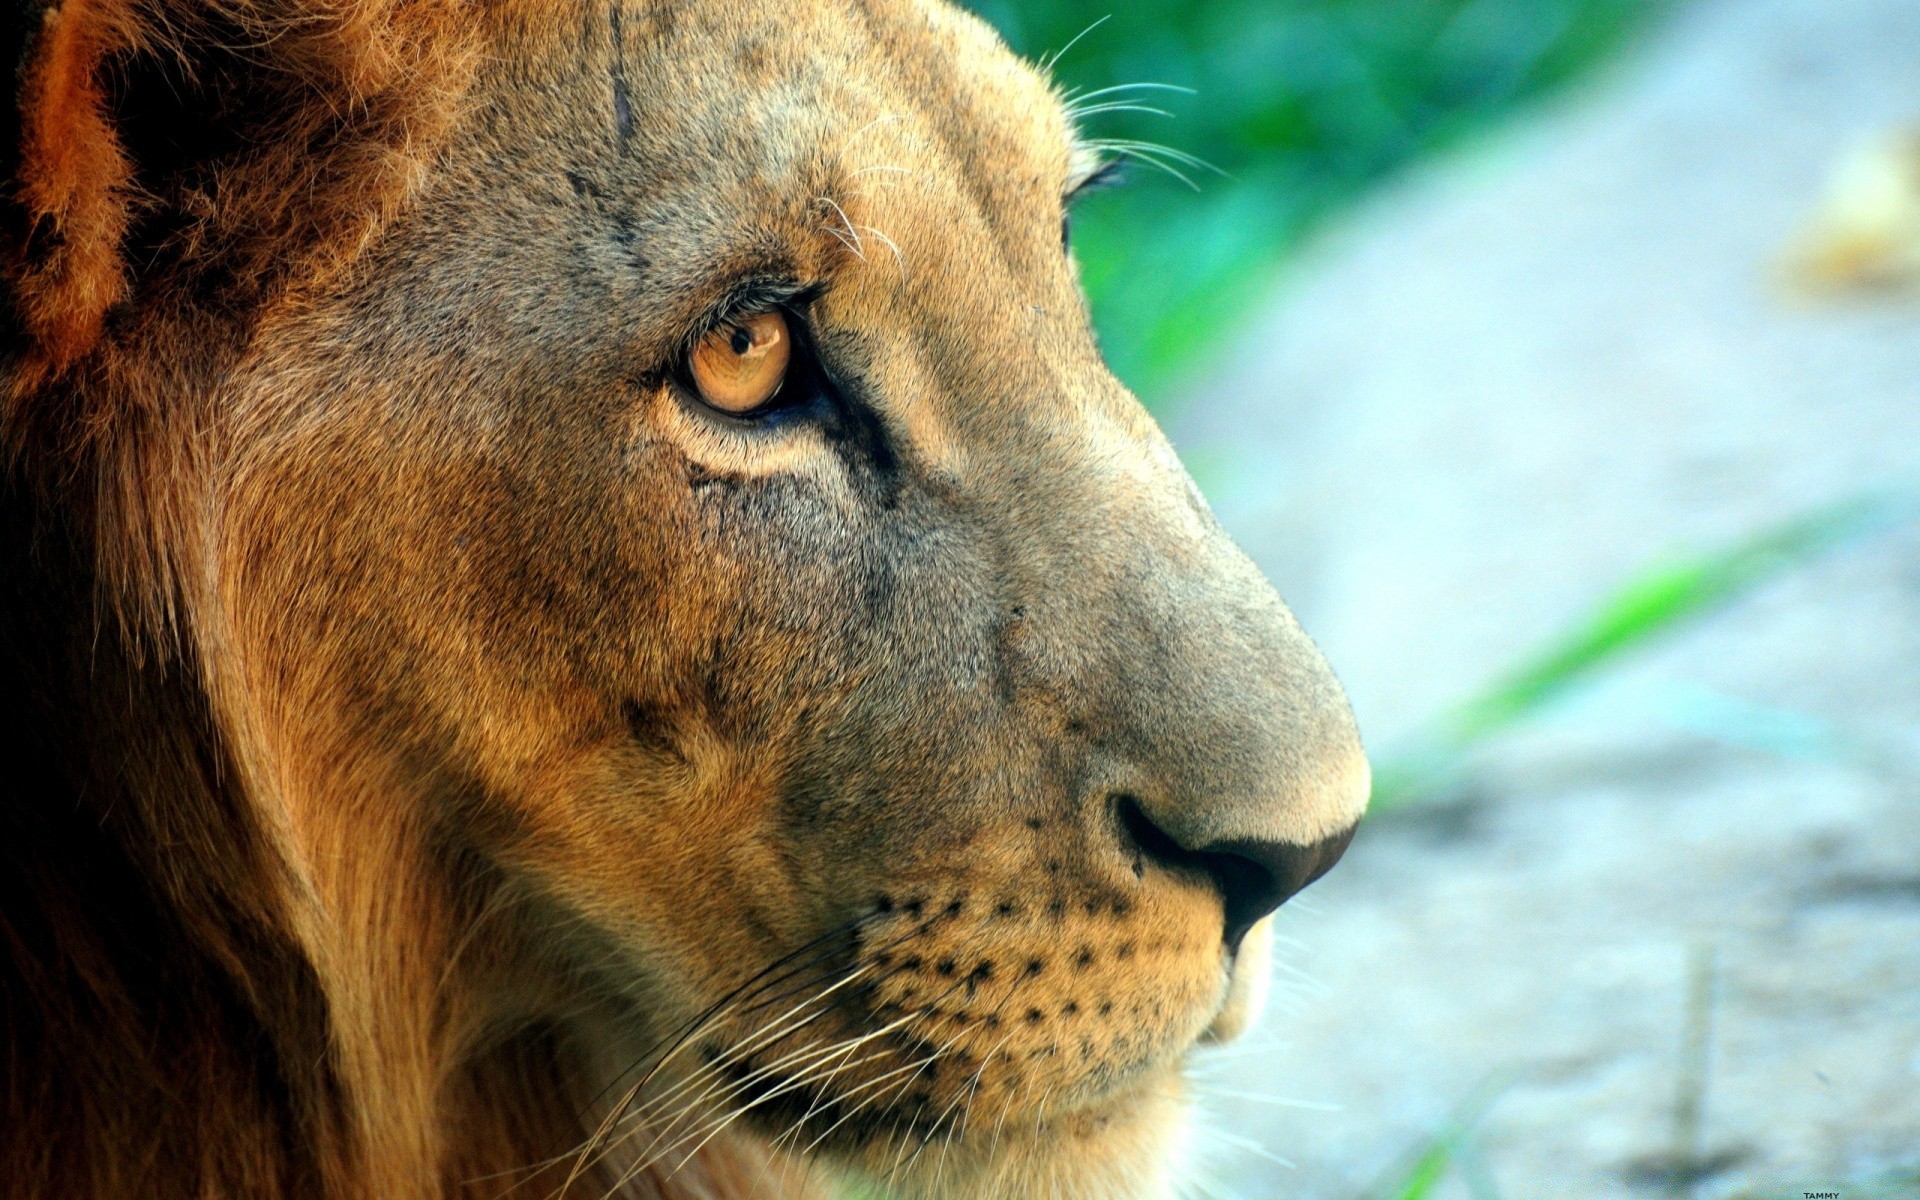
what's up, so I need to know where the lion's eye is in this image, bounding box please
[690,311,791,414]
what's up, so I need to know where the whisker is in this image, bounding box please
[755,973,977,1158]
[656,1043,908,1180]
[1082,138,1229,192]
[610,908,934,1124]
[1029,1086,1056,1147]
[818,197,865,259]
[1061,81,1197,106]
[627,1042,902,1189]
[639,1001,966,1191]
[838,111,904,149]
[624,968,973,1179]
[1205,1127,1297,1170]
[593,911,881,1111]
[858,225,906,276]
[786,1043,942,1158]
[1193,1088,1341,1112]
[765,1037,897,1156]
[823,223,864,259]
[543,946,870,1196]
[635,988,924,1140]
[614,964,892,1149]
[790,979,980,1158]
[981,1050,1025,1170]
[518,905,966,1196]
[1180,1167,1246,1200]
[876,1025,989,1187]
[536,915,904,1193]
[579,1008,854,1197]
[926,1022,1017,1191]
[1067,101,1173,120]
[1038,14,1109,75]
[1082,138,1218,170]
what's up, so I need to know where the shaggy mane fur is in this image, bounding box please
[0,4,749,1197]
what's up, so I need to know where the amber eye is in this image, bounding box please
[689,311,791,414]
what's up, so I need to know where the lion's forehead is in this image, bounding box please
[491,0,1071,253]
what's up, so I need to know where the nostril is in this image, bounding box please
[1115,796,1357,951]
[1114,794,1190,876]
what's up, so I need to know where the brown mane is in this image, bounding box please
[3,0,474,612]
[0,4,740,1196]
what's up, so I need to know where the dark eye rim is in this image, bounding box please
[1068,158,1129,204]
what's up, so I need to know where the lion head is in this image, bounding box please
[0,2,1366,1198]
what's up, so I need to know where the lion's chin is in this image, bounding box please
[811,1068,1194,1200]
[787,922,1273,1200]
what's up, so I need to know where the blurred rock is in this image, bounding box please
[1166,0,1920,1195]
[1787,127,1920,295]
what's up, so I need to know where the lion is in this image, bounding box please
[0,1,1369,1197]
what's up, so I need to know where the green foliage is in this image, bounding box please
[1365,1079,1511,1200]
[965,0,1664,405]
[1370,489,1917,811]
[1385,1139,1455,1200]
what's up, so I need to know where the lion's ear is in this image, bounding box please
[4,0,473,398]
[6,0,143,379]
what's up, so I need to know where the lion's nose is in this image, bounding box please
[1117,797,1361,951]
[1205,826,1358,946]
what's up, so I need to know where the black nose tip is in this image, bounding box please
[1205,825,1357,946]
[1117,798,1358,950]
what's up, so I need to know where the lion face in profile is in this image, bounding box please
[2,2,1365,1198]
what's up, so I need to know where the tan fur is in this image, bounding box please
[1,3,1367,1198]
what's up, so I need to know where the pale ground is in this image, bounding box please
[1166,0,1920,1196]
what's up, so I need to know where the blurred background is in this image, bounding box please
[965,0,1920,1197]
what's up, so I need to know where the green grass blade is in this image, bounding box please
[1388,1140,1455,1200]
[1367,1077,1514,1200]
[1371,488,1916,811]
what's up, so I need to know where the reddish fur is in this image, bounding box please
[11,0,136,377]
[5,0,475,428]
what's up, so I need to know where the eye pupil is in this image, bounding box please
[730,327,752,355]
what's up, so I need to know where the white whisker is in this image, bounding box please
[1038,15,1109,75]
[1067,101,1173,120]
[546,946,875,1192]
[1061,81,1197,105]
[1205,1128,1297,1170]
[819,197,866,259]
[646,1044,901,1182]
[840,112,904,148]
[619,965,874,1135]
[858,225,906,275]
[1196,1088,1342,1112]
